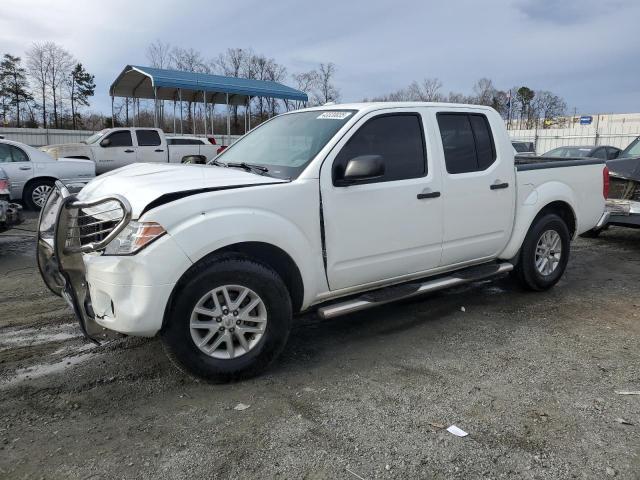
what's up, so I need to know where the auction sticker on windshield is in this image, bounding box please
[317,111,352,120]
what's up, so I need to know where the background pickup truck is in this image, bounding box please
[37,102,606,382]
[40,128,219,175]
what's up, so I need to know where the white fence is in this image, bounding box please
[0,127,241,147]
[508,124,640,155]
[0,127,95,147]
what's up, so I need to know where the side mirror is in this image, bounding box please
[100,138,111,147]
[338,155,385,185]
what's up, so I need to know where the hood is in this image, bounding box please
[40,143,92,159]
[607,156,640,182]
[77,163,287,217]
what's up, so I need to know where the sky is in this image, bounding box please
[1,0,639,116]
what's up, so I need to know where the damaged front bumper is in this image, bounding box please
[36,181,131,343]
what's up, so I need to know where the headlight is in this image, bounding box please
[103,221,166,255]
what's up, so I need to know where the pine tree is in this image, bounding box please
[0,54,32,127]
[68,63,95,130]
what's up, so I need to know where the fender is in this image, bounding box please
[140,181,328,310]
[500,180,577,260]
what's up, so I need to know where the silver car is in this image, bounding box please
[0,139,95,209]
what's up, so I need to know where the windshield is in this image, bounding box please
[545,147,593,158]
[620,137,640,158]
[212,110,356,179]
[83,129,109,144]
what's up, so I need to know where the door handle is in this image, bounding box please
[417,189,441,199]
[124,149,135,153]
[490,182,509,190]
[19,166,32,170]
[154,149,164,152]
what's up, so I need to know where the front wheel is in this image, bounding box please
[161,255,292,382]
[512,213,570,291]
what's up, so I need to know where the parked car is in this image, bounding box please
[512,140,535,156]
[543,145,621,160]
[584,136,640,235]
[40,128,220,174]
[37,102,606,382]
[0,167,23,231]
[0,139,95,210]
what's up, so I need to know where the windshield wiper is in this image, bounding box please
[226,162,269,175]
[210,159,228,167]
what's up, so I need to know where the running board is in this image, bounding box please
[317,262,513,319]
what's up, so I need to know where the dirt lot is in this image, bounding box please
[1,213,639,479]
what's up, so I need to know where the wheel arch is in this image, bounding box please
[500,194,578,260]
[22,176,57,200]
[162,241,305,331]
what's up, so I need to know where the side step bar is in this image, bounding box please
[317,262,514,319]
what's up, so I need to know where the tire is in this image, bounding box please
[181,155,205,165]
[512,213,570,291]
[161,255,292,382]
[23,179,55,210]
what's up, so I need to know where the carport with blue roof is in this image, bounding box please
[109,65,309,138]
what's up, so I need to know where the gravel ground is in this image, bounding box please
[1,213,639,479]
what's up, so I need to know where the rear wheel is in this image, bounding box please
[161,255,292,382]
[512,213,570,291]
[24,179,54,210]
[181,155,205,164]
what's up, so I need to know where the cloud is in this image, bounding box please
[2,0,639,116]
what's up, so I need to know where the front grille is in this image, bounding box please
[632,183,640,202]
[66,201,126,250]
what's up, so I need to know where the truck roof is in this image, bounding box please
[296,102,496,115]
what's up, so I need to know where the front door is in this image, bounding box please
[320,109,444,291]
[434,110,515,265]
[0,142,33,200]
[93,130,136,173]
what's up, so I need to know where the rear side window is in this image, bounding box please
[170,138,203,145]
[106,131,133,147]
[438,113,496,174]
[333,114,426,184]
[136,130,161,146]
[0,144,29,162]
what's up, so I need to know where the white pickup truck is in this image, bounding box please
[37,102,607,382]
[40,128,219,174]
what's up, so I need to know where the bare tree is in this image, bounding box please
[472,78,496,106]
[313,63,340,105]
[170,47,208,132]
[216,48,252,131]
[44,43,74,128]
[146,40,173,69]
[26,42,51,127]
[531,90,566,128]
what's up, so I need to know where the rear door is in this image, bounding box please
[320,109,444,290]
[135,129,167,164]
[0,142,33,200]
[92,130,135,172]
[434,110,515,266]
[167,138,203,163]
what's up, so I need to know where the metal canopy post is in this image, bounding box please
[210,102,214,136]
[179,89,183,134]
[153,87,158,128]
[192,93,196,135]
[248,96,251,131]
[226,93,230,145]
[203,91,207,137]
[173,97,176,133]
[111,96,114,127]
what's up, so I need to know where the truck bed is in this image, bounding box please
[515,155,605,170]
